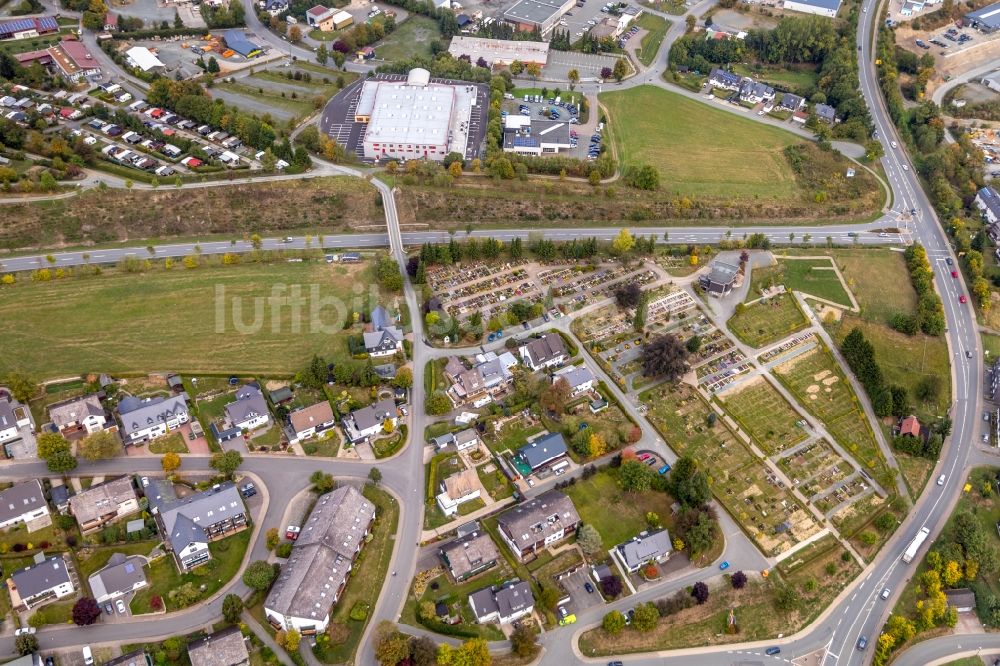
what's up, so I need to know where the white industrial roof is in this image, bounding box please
[126,46,164,72]
[362,80,456,147]
[448,36,549,65]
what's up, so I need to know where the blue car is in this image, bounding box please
[719,561,730,570]
[658,464,671,475]
[765,647,780,656]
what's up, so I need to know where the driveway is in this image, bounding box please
[562,568,604,615]
[178,422,210,455]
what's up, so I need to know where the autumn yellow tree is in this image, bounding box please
[587,433,606,458]
[161,452,181,475]
[942,560,963,587]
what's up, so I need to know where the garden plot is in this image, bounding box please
[776,439,855,500]
[697,350,753,394]
[758,332,818,366]
[572,304,633,347]
[426,261,528,293]
[728,292,810,349]
[550,266,659,311]
[773,346,887,485]
[815,476,873,517]
[640,382,820,557]
[718,376,808,455]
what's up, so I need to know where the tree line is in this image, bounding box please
[902,244,945,336]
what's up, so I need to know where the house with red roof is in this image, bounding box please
[899,415,921,438]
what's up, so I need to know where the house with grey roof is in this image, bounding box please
[117,393,189,445]
[147,480,248,571]
[516,432,568,472]
[519,333,567,371]
[551,364,595,396]
[708,67,741,91]
[440,526,499,581]
[945,587,976,613]
[0,479,49,529]
[104,650,151,666]
[613,528,672,573]
[698,260,740,297]
[265,485,376,634]
[496,490,580,561]
[187,627,250,666]
[814,103,837,124]
[89,553,147,603]
[48,393,107,437]
[341,398,397,443]
[976,186,1000,226]
[9,554,74,611]
[739,78,775,105]
[0,394,32,447]
[778,92,805,112]
[224,385,270,432]
[364,305,404,358]
[68,476,138,534]
[469,581,534,624]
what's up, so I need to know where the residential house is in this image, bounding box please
[187,627,250,666]
[975,186,1000,225]
[0,395,32,446]
[118,394,189,445]
[814,103,837,124]
[305,5,337,30]
[68,476,139,534]
[104,13,118,31]
[48,393,107,437]
[439,525,499,581]
[468,581,534,624]
[454,428,481,451]
[519,333,568,371]
[436,469,481,517]
[265,485,376,633]
[8,555,74,611]
[49,485,72,514]
[449,352,517,406]
[224,385,270,432]
[613,529,672,573]
[945,588,976,613]
[698,260,740,297]
[363,309,404,358]
[289,401,337,444]
[5,655,41,666]
[89,553,147,603]
[516,432,568,473]
[707,67,741,91]
[104,650,151,666]
[146,480,248,571]
[739,78,775,104]
[341,398,397,443]
[551,365,595,396]
[899,415,921,438]
[0,479,49,529]
[262,0,288,16]
[778,92,805,111]
[496,490,580,561]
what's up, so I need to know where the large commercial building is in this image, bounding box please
[782,0,842,17]
[357,68,478,162]
[447,36,549,67]
[503,0,576,36]
[0,16,58,41]
[966,2,1000,32]
[503,117,573,156]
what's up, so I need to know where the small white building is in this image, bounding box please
[551,364,595,396]
[469,581,534,624]
[436,469,481,517]
[125,46,165,72]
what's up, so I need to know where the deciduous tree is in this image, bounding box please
[72,597,101,625]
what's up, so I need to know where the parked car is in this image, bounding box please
[241,482,256,498]
[719,561,730,570]
[116,599,126,614]
[658,464,671,475]
[584,582,595,593]
[285,525,301,540]
[15,627,35,636]
[105,602,113,614]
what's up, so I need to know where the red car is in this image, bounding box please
[951,270,958,278]
[959,295,968,304]
[638,453,650,461]
[285,525,301,541]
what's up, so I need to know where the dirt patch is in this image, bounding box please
[0,177,382,251]
[812,369,831,382]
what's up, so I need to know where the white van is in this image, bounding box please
[83,646,94,665]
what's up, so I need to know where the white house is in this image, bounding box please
[88,553,147,604]
[613,529,672,573]
[48,394,107,436]
[975,186,1000,225]
[519,333,568,371]
[289,401,336,444]
[224,385,270,431]
[436,469,481,517]
[117,394,189,445]
[0,480,49,529]
[9,555,75,611]
[551,365,595,396]
[341,398,397,443]
[468,581,535,624]
[454,428,481,451]
[0,397,31,444]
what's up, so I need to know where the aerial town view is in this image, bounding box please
[3,0,1000,661]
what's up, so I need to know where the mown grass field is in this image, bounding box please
[728,292,810,348]
[732,63,819,93]
[600,86,801,200]
[376,16,441,61]
[0,261,378,378]
[719,377,808,455]
[749,257,853,307]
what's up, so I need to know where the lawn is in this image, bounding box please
[579,535,859,655]
[301,431,341,457]
[130,530,251,614]
[424,358,447,394]
[214,80,316,119]
[773,346,888,484]
[600,86,800,201]
[477,464,515,502]
[76,541,158,581]
[782,248,917,325]
[727,293,810,348]
[719,377,809,455]
[375,16,441,61]
[29,598,75,626]
[149,432,188,454]
[749,257,853,307]
[0,261,377,378]
[563,467,674,550]
[485,421,544,456]
[312,485,398,664]
[401,566,509,642]
[635,14,669,67]
[732,63,819,93]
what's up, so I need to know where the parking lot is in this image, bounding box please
[913,24,978,56]
[562,568,605,614]
[502,94,604,160]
